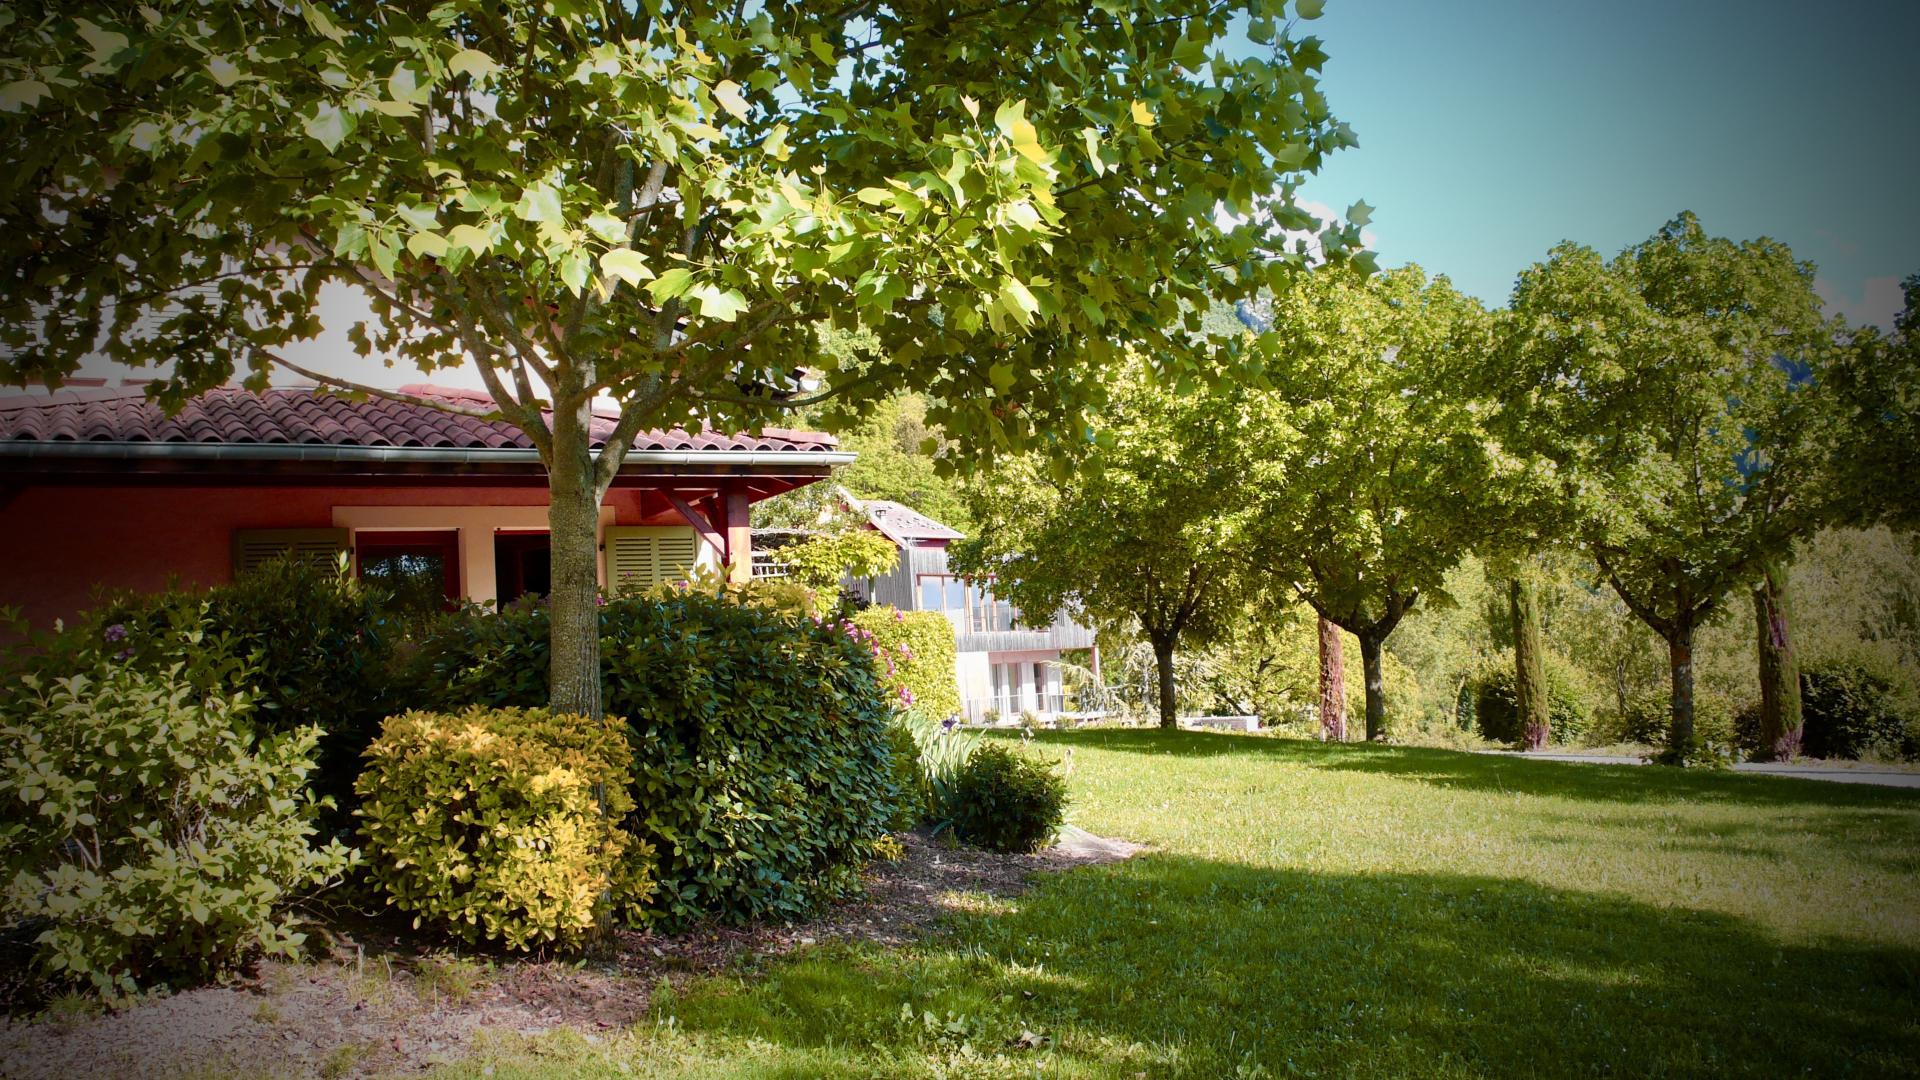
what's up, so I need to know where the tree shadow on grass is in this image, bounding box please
[1035,728,1920,812]
[657,855,1920,1079]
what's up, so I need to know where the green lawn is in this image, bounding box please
[434,731,1920,1079]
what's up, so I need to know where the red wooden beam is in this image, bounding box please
[663,490,728,562]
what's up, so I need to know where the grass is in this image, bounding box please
[431,730,1920,1079]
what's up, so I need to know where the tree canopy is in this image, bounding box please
[0,0,1360,717]
[1498,212,1838,755]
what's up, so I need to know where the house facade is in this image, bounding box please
[0,384,849,627]
[846,498,1097,723]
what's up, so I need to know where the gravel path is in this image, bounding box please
[0,828,1143,1080]
[1477,750,1920,788]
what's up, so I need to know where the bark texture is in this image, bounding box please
[1151,634,1178,730]
[1752,561,1803,762]
[1358,632,1387,742]
[547,408,605,723]
[1317,615,1347,742]
[1511,577,1550,750]
[1667,619,1696,755]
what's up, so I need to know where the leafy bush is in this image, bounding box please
[883,721,927,830]
[0,624,355,998]
[356,707,650,949]
[949,743,1068,854]
[1470,650,1594,746]
[93,556,402,814]
[852,607,961,719]
[1797,651,1920,760]
[893,708,980,824]
[781,530,900,598]
[406,585,903,927]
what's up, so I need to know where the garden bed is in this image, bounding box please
[0,828,1141,1080]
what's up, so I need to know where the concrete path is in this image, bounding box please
[1476,750,1920,789]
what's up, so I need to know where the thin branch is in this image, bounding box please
[255,349,506,421]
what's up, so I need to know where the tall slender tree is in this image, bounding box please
[1316,615,1348,741]
[0,0,1359,720]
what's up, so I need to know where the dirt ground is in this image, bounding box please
[0,827,1141,1080]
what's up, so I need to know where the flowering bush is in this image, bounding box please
[851,607,961,720]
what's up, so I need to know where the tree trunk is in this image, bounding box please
[1316,615,1347,742]
[1511,577,1550,750]
[1666,618,1696,756]
[547,413,604,722]
[1752,560,1803,762]
[1358,632,1387,742]
[1151,633,1178,730]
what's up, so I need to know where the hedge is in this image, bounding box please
[852,606,961,719]
[404,585,904,927]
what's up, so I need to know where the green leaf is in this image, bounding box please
[1131,100,1155,127]
[406,231,449,259]
[646,267,696,302]
[1347,199,1375,228]
[1000,278,1040,323]
[558,249,591,295]
[993,99,1026,138]
[1296,0,1326,19]
[514,183,563,224]
[207,55,241,88]
[448,48,498,80]
[302,2,347,42]
[599,248,654,288]
[75,19,129,67]
[1081,128,1105,176]
[0,80,49,112]
[689,284,750,322]
[585,211,628,243]
[302,103,350,152]
[445,224,492,255]
[713,79,750,121]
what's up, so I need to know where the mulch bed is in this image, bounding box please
[0,827,1142,1079]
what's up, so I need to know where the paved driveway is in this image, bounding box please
[1477,750,1920,789]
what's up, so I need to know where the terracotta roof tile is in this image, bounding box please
[0,384,838,454]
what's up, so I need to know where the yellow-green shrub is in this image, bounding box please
[356,708,652,950]
[0,623,355,999]
[852,607,961,719]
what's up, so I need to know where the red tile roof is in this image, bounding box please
[0,384,837,453]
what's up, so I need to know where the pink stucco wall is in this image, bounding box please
[0,483,662,629]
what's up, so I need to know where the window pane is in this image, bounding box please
[920,577,941,612]
[946,578,966,611]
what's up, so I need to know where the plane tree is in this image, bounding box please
[1247,264,1522,741]
[0,0,1360,719]
[1498,214,1837,759]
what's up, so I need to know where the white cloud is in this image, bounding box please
[1212,195,1379,267]
[1815,275,1905,331]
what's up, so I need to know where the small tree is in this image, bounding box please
[0,0,1359,722]
[1250,265,1513,740]
[1500,214,1837,758]
[954,363,1273,728]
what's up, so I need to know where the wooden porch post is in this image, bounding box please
[724,485,752,585]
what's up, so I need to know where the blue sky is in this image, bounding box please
[1272,0,1920,326]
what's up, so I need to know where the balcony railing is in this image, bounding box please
[963,693,1068,722]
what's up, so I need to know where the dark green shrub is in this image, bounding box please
[356,707,651,949]
[949,742,1067,854]
[92,556,402,814]
[1799,652,1920,760]
[1471,650,1594,746]
[851,607,961,718]
[883,720,928,829]
[407,585,904,927]
[0,623,355,998]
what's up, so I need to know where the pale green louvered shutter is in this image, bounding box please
[231,528,351,576]
[603,525,700,592]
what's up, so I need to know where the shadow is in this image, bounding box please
[1032,728,1920,812]
[655,855,1920,1078]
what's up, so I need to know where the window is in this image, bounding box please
[356,530,460,615]
[495,532,551,603]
